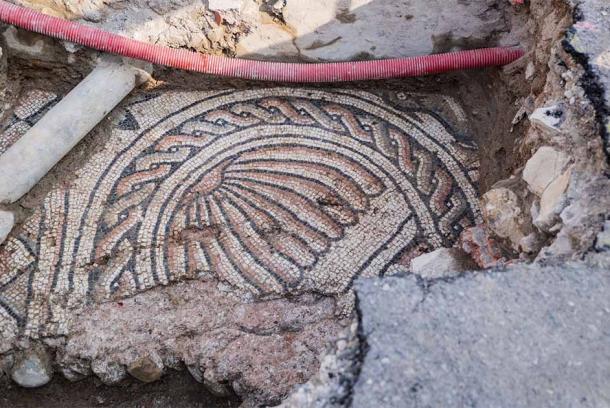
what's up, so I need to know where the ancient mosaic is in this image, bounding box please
[0,88,480,338]
[0,89,58,154]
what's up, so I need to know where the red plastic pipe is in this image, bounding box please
[0,0,524,82]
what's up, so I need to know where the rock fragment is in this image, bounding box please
[481,187,530,250]
[91,359,126,385]
[11,348,53,388]
[127,352,164,383]
[529,104,565,133]
[410,247,475,279]
[522,146,570,196]
[458,226,506,268]
[535,168,571,231]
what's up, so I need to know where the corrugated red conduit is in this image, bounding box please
[0,0,524,82]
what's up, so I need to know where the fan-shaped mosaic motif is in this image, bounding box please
[0,88,480,337]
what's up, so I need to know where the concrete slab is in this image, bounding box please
[353,263,610,408]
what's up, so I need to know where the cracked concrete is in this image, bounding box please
[351,262,610,408]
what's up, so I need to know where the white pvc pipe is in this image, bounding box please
[0,59,140,203]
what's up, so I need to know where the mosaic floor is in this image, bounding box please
[0,87,480,338]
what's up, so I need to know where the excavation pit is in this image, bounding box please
[1,0,609,406]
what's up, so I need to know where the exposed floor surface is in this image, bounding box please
[353,263,610,408]
[0,86,480,339]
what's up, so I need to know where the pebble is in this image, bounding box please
[127,352,164,383]
[11,348,53,388]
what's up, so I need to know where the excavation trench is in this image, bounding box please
[1,0,607,406]
[0,60,525,407]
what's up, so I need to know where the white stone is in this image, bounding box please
[11,349,52,388]
[529,105,565,133]
[0,59,139,203]
[0,209,14,245]
[208,0,241,11]
[522,146,570,196]
[481,187,528,250]
[410,248,473,279]
[535,169,571,231]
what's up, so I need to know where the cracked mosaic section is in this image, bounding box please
[0,88,480,338]
[0,89,58,154]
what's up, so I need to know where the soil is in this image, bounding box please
[0,370,240,408]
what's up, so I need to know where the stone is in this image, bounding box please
[595,220,610,251]
[0,58,140,203]
[187,364,204,383]
[11,348,53,388]
[539,175,610,260]
[0,209,14,245]
[529,104,565,133]
[481,187,529,250]
[518,232,544,255]
[410,247,475,279]
[91,359,127,385]
[202,369,232,397]
[522,146,570,196]
[352,263,610,407]
[60,359,92,382]
[127,352,164,383]
[535,169,571,231]
[458,226,505,269]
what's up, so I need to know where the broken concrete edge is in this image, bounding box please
[350,259,610,408]
[279,254,610,406]
[563,0,610,162]
[0,56,148,204]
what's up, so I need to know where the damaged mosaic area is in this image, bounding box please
[0,88,480,339]
[0,89,58,154]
